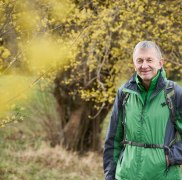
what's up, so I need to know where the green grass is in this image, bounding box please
[176,81,182,86]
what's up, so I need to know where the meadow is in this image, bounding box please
[0,81,109,180]
[0,127,104,180]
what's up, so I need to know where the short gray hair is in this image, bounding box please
[133,41,162,59]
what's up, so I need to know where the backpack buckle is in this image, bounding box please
[144,144,149,148]
[144,143,155,148]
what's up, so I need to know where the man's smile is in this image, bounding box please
[140,70,151,74]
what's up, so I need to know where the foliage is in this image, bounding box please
[55,0,182,117]
[0,0,72,125]
[0,74,32,127]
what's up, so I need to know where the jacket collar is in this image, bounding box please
[124,69,166,94]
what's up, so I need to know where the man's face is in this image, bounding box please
[133,48,163,82]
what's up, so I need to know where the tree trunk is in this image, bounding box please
[53,74,112,153]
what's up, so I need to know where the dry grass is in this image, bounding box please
[16,142,103,175]
[0,137,104,180]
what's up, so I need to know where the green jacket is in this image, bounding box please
[104,69,182,180]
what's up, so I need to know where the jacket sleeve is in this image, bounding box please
[168,84,182,165]
[103,88,124,180]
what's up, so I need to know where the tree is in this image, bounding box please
[53,0,182,152]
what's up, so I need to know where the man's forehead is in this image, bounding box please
[134,48,159,59]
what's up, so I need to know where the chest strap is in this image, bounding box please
[122,140,166,149]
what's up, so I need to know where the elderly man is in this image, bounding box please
[103,41,182,180]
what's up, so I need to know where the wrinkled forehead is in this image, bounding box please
[133,48,161,61]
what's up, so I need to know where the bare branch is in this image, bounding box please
[89,102,105,119]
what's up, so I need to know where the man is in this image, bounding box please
[103,41,182,180]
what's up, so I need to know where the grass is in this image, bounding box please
[0,122,104,180]
[0,78,105,180]
[176,80,182,86]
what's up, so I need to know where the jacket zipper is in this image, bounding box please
[136,92,147,179]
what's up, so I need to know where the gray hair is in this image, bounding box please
[133,41,162,59]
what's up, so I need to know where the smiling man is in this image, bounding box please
[103,41,182,180]
[133,43,163,89]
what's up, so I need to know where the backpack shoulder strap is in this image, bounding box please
[164,80,176,125]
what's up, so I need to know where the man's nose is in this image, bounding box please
[141,61,148,68]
